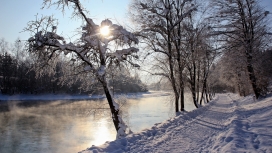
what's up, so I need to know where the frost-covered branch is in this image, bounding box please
[25,0,140,139]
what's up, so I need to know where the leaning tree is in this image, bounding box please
[25,0,139,138]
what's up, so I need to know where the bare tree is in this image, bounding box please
[181,17,216,107]
[210,0,271,98]
[130,0,197,112]
[25,0,139,138]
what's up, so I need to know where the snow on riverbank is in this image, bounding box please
[0,91,170,101]
[80,93,272,153]
[0,93,99,101]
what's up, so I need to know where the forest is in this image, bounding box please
[0,38,147,95]
[1,0,272,138]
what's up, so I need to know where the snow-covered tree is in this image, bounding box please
[130,0,217,109]
[25,0,139,138]
[210,0,271,98]
[180,14,218,107]
[130,0,197,112]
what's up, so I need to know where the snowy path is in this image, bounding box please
[151,94,234,153]
[80,94,272,153]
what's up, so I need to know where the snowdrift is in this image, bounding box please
[80,93,272,153]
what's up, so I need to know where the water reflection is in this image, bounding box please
[91,118,115,145]
[0,92,194,153]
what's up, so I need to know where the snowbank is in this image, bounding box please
[79,93,272,153]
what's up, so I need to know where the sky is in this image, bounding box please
[0,0,131,43]
[0,0,272,44]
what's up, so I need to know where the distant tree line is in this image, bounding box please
[0,38,147,95]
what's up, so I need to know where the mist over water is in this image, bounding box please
[0,92,195,153]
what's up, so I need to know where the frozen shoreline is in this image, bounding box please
[0,91,171,101]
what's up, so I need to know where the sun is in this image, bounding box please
[100,26,110,36]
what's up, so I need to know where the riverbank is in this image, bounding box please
[0,91,171,101]
[80,93,272,153]
[0,91,177,153]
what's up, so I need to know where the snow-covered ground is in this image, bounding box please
[80,93,272,153]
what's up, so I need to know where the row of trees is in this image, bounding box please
[0,38,147,95]
[208,0,272,98]
[130,0,271,111]
[130,0,217,111]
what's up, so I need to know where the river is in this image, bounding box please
[0,91,195,153]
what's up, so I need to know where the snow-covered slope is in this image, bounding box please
[79,93,272,153]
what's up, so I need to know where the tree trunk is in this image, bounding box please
[208,86,213,101]
[204,79,210,103]
[196,62,200,105]
[102,81,120,132]
[192,57,198,108]
[167,21,179,112]
[174,92,179,112]
[169,58,179,112]
[177,61,184,111]
[191,87,198,108]
[99,75,128,139]
[180,85,184,111]
[199,85,205,105]
[246,52,260,99]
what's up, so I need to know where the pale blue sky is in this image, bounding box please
[0,0,272,44]
[0,0,131,43]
